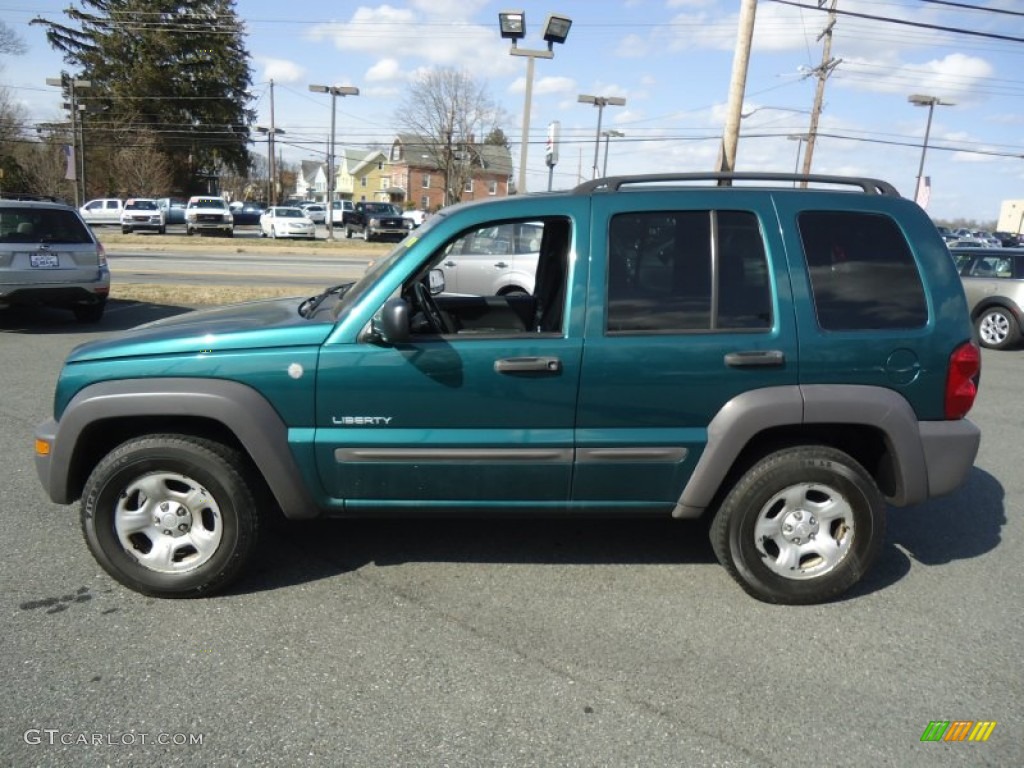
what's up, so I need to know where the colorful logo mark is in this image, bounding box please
[920,721,996,742]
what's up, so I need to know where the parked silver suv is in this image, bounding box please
[0,199,110,322]
[952,247,1024,349]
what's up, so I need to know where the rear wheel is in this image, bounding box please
[710,446,885,604]
[81,435,262,597]
[976,307,1020,350]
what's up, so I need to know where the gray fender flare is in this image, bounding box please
[36,378,321,519]
[672,385,929,518]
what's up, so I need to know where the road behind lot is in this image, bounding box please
[1,301,1022,767]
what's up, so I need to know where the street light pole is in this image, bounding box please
[909,94,953,206]
[498,11,573,195]
[46,76,91,206]
[256,125,285,204]
[578,95,626,179]
[601,129,624,177]
[309,84,359,240]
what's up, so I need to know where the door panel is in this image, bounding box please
[574,192,799,507]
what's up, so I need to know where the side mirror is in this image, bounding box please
[428,268,445,296]
[372,297,411,344]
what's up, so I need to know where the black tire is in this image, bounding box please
[345,227,353,239]
[158,226,166,235]
[122,226,131,234]
[185,227,194,236]
[72,300,106,323]
[710,446,885,605]
[975,307,1020,350]
[81,435,262,598]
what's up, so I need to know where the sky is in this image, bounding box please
[4,0,1024,224]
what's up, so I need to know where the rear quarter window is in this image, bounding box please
[798,211,927,330]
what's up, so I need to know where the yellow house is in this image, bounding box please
[336,149,404,205]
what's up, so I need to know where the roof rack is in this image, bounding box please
[572,172,900,197]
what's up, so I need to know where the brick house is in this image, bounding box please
[386,133,513,212]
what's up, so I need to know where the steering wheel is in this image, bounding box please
[413,280,453,334]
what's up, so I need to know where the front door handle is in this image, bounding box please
[493,261,509,269]
[724,350,786,368]
[494,356,562,374]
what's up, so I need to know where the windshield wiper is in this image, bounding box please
[299,281,355,318]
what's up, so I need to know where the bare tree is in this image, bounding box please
[0,20,26,55]
[16,139,73,199]
[109,130,173,196]
[394,68,505,205]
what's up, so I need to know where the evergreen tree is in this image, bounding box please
[32,0,254,193]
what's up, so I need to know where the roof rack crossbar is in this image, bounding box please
[572,172,900,197]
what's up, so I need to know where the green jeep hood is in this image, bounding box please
[67,297,334,363]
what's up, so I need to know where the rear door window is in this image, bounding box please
[606,209,771,334]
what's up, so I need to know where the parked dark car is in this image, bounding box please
[231,202,265,225]
[994,231,1020,248]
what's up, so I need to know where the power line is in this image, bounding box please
[769,0,1024,43]
[918,0,1024,17]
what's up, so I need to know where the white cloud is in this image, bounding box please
[838,53,993,103]
[509,75,576,97]
[366,58,402,82]
[615,34,648,58]
[258,57,306,83]
[408,0,488,18]
[308,5,516,79]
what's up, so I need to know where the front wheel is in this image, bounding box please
[81,435,262,597]
[976,307,1020,350]
[709,446,885,604]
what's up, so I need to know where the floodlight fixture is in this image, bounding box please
[499,11,526,42]
[498,10,572,194]
[542,14,572,46]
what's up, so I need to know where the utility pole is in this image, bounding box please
[716,0,757,180]
[268,79,277,205]
[800,0,841,183]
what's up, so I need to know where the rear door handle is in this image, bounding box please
[493,261,508,269]
[724,350,786,368]
[494,356,562,374]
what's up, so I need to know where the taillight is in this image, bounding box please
[945,341,981,419]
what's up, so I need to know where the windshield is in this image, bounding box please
[275,208,304,218]
[363,203,401,216]
[126,200,158,210]
[189,198,227,209]
[332,211,445,319]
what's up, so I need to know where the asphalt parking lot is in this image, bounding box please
[1,302,1022,767]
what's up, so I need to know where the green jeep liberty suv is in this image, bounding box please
[34,173,982,604]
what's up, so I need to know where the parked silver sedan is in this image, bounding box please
[299,203,326,225]
[259,206,316,240]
